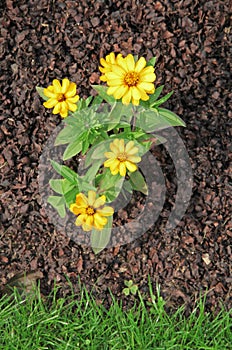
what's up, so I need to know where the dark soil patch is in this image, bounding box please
[0,0,231,314]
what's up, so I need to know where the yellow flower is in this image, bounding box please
[43,78,79,118]
[99,52,123,82]
[70,190,114,232]
[104,139,141,177]
[102,53,156,105]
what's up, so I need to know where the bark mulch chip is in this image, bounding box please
[0,0,231,314]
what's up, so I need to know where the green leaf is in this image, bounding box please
[122,179,133,194]
[92,85,116,104]
[49,178,76,195]
[84,160,103,183]
[85,140,111,167]
[151,91,174,107]
[49,179,64,194]
[78,178,97,193]
[76,98,86,110]
[124,280,133,287]
[91,94,103,106]
[63,186,80,206]
[54,126,82,146]
[136,108,182,132]
[81,136,90,155]
[122,288,130,296]
[85,96,93,107]
[129,170,148,195]
[133,55,139,62]
[62,138,82,160]
[157,107,186,127]
[97,170,122,192]
[91,216,113,254]
[105,103,134,131]
[36,86,49,101]
[103,177,124,202]
[130,285,138,295]
[47,196,66,218]
[147,56,157,67]
[147,85,164,105]
[50,160,79,184]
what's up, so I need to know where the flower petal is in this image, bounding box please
[52,102,61,114]
[43,98,58,109]
[87,190,96,206]
[113,85,128,100]
[108,64,126,77]
[135,57,146,72]
[119,162,126,176]
[110,141,120,154]
[61,78,70,94]
[67,95,79,103]
[60,101,68,118]
[139,66,155,76]
[122,88,132,105]
[131,98,140,105]
[125,161,138,172]
[131,86,141,100]
[93,213,107,229]
[139,72,156,83]
[107,79,124,87]
[93,195,106,209]
[70,203,84,215]
[137,82,155,92]
[118,139,125,153]
[125,141,136,153]
[97,206,114,216]
[75,214,87,226]
[65,82,77,97]
[127,147,139,156]
[136,86,149,100]
[127,155,141,163]
[104,158,118,168]
[53,79,62,93]
[104,152,116,159]
[107,86,119,95]
[110,160,120,172]
[86,214,94,228]
[76,193,88,208]
[66,101,78,112]
[100,76,107,82]
[43,88,56,98]
[125,54,135,71]
[111,167,119,175]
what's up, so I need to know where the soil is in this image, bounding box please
[0,0,231,314]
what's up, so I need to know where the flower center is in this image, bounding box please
[124,72,140,87]
[57,93,65,102]
[86,207,95,215]
[117,152,127,162]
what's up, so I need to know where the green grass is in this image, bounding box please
[0,283,231,350]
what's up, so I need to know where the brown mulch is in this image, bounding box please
[0,0,231,314]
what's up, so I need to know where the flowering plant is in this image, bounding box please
[37,53,185,253]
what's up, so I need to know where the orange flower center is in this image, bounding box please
[117,152,127,162]
[86,207,95,215]
[57,93,65,102]
[124,72,140,87]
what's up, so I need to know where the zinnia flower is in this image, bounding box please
[99,52,123,82]
[100,53,156,105]
[43,78,79,118]
[104,139,141,176]
[70,190,114,232]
